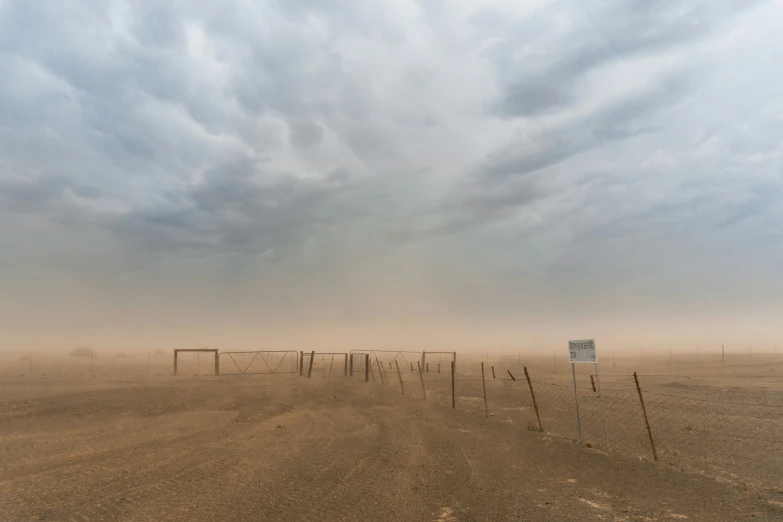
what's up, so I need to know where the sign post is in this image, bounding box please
[568,339,609,451]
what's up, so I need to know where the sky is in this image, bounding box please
[1,0,782,354]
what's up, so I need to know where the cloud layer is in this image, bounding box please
[1,0,782,351]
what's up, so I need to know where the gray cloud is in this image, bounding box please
[491,0,766,117]
[1,0,782,349]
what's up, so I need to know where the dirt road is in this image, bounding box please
[1,375,781,521]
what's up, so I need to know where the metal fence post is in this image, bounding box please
[451,361,455,409]
[571,362,582,443]
[349,354,354,376]
[524,366,544,432]
[299,351,304,376]
[481,362,489,419]
[633,372,658,461]
[417,361,426,399]
[395,360,405,395]
[344,353,348,375]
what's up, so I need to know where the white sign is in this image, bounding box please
[568,339,597,363]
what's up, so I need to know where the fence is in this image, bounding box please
[219,350,298,375]
[0,351,176,377]
[300,352,348,378]
[330,357,783,491]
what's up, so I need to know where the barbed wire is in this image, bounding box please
[352,361,782,491]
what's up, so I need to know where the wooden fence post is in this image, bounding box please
[173,350,178,375]
[344,353,348,376]
[589,374,597,392]
[365,354,370,382]
[417,361,426,399]
[524,366,544,432]
[376,358,385,384]
[451,361,455,409]
[633,372,658,461]
[507,369,516,381]
[307,350,315,378]
[395,360,405,395]
[481,362,489,419]
[491,365,496,379]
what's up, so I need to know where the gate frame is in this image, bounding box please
[174,349,219,375]
[219,350,299,375]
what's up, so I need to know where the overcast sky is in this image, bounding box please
[1,0,782,352]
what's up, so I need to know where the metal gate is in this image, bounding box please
[219,350,298,375]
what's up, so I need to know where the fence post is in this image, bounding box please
[376,358,385,384]
[491,365,496,379]
[481,362,489,419]
[349,354,354,376]
[451,361,455,409]
[344,353,348,376]
[571,362,582,443]
[328,354,335,379]
[173,350,178,375]
[524,366,544,432]
[633,372,658,461]
[366,354,371,382]
[410,362,413,372]
[299,351,304,376]
[426,362,429,373]
[507,370,516,381]
[307,350,315,378]
[215,350,219,376]
[417,361,426,399]
[589,374,596,392]
[438,363,441,374]
[395,360,405,395]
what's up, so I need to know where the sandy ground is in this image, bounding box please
[1,374,782,521]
